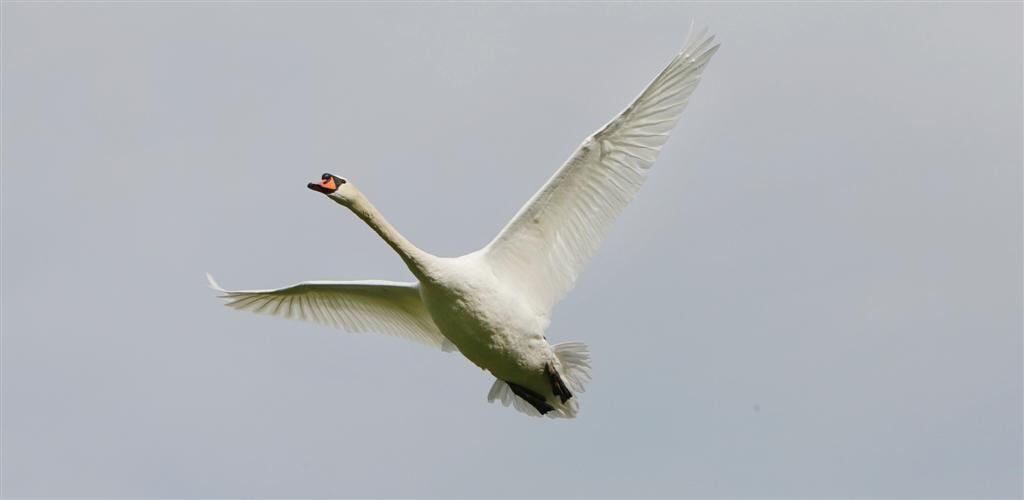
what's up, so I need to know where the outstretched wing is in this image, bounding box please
[484,27,719,314]
[208,274,448,350]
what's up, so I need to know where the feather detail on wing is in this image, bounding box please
[483,26,720,314]
[207,273,447,350]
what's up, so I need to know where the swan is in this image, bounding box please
[209,27,719,418]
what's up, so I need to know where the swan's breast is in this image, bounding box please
[418,255,548,376]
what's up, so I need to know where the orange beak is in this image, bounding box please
[308,173,340,194]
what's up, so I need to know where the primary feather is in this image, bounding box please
[207,274,446,349]
[484,28,719,314]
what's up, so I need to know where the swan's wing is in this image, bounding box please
[207,274,447,350]
[484,27,719,313]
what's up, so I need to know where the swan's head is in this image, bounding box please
[307,173,357,205]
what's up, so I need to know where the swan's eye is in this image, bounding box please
[337,178,347,185]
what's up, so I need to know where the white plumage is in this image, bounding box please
[211,27,719,418]
[206,276,446,348]
[486,27,719,315]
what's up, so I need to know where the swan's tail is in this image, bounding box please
[486,341,592,419]
[553,341,591,396]
[547,341,592,417]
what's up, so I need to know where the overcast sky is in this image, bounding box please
[2,2,1021,498]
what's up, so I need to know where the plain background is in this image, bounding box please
[2,2,1021,498]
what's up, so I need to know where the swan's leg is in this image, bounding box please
[507,381,554,415]
[545,362,573,404]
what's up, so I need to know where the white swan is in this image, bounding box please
[210,27,719,418]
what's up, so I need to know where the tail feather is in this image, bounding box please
[553,341,591,394]
[486,341,592,419]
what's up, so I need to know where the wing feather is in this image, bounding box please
[484,27,720,313]
[208,274,447,350]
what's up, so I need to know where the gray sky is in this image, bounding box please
[2,3,1021,498]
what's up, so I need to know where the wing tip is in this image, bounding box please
[682,23,719,57]
[206,272,221,290]
[206,272,231,297]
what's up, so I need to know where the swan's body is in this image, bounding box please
[210,27,719,418]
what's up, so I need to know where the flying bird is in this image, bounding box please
[209,27,719,418]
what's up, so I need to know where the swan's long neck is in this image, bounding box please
[348,193,432,281]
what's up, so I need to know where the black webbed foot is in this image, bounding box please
[545,362,573,404]
[507,381,554,415]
